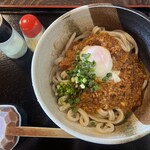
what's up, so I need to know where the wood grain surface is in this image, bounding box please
[0,0,150,7]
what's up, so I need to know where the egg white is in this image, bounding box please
[80,45,113,78]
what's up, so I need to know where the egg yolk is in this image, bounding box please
[80,46,113,78]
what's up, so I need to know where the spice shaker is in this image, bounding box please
[0,15,27,59]
[19,14,45,52]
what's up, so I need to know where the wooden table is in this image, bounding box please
[0,0,150,8]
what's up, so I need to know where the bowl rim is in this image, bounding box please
[31,4,150,144]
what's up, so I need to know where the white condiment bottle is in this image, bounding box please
[19,14,45,52]
[0,15,27,59]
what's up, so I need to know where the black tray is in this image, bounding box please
[0,7,150,150]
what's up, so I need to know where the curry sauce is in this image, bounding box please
[59,32,147,114]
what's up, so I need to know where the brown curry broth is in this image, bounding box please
[59,32,147,114]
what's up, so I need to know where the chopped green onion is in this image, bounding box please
[92,85,99,91]
[102,72,112,82]
[72,107,77,113]
[56,52,100,111]
[75,98,80,103]
[68,98,74,105]
[82,78,87,83]
[106,73,112,78]
[88,120,97,127]
[80,83,85,89]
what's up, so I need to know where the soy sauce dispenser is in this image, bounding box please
[0,15,27,59]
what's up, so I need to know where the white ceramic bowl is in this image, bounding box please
[31,4,150,144]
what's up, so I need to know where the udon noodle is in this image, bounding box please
[51,26,148,133]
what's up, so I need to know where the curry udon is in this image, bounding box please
[50,26,148,133]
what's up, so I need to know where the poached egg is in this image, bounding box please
[80,45,113,78]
